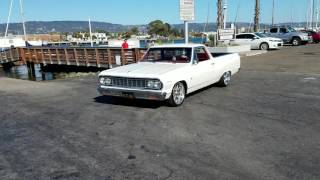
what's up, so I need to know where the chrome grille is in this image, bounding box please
[109,77,147,89]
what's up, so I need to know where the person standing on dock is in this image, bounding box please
[122,39,129,49]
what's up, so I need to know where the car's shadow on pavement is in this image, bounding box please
[94,96,164,109]
[186,83,225,98]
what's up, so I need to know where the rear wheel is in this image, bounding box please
[168,82,186,107]
[217,71,231,87]
[292,37,301,46]
[260,43,269,50]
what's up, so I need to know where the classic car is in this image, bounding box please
[98,44,241,106]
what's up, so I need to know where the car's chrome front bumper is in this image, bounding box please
[98,86,167,101]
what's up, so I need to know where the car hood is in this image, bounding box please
[99,62,189,78]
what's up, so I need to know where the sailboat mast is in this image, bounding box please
[89,18,93,47]
[310,0,314,29]
[272,0,275,26]
[5,0,14,38]
[316,0,319,29]
[19,0,27,41]
[201,3,210,43]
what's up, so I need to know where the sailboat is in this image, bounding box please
[1,0,43,50]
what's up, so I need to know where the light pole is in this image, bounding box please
[272,0,275,26]
[184,21,189,44]
[223,0,228,29]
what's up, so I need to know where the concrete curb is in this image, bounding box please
[239,50,268,57]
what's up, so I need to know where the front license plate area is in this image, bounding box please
[122,92,135,99]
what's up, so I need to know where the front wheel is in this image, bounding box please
[217,71,232,87]
[292,37,301,46]
[168,82,186,107]
[260,43,269,50]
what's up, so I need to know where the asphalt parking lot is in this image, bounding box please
[0,44,320,180]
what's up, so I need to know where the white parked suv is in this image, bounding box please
[98,44,241,106]
[232,33,283,50]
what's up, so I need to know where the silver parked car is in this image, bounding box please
[264,27,309,46]
[232,33,283,50]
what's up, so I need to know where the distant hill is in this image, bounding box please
[0,21,308,35]
[0,21,133,35]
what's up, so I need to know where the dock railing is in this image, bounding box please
[0,47,148,68]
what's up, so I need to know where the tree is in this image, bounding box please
[129,27,139,35]
[96,29,110,36]
[254,0,260,32]
[84,32,90,38]
[170,28,181,37]
[163,23,171,36]
[148,20,171,37]
[72,32,82,39]
[217,0,224,29]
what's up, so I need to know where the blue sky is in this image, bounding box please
[0,0,314,25]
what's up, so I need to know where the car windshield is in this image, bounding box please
[287,27,297,32]
[255,33,267,38]
[142,48,192,63]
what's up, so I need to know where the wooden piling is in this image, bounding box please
[64,48,70,65]
[48,49,53,64]
[74,48,79,66]
[41,49,46,65]
[56,49,61,64]
[84,48,89,67]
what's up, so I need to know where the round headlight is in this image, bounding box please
[146,80,162,89]
[99,77,112,85]
[147,80,155,88]
[99,77,105,84]
[105,77,112,85]
[154,81,162,89]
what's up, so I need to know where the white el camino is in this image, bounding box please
[98,44,241,106]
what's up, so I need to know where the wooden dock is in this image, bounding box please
[0,47,147,68]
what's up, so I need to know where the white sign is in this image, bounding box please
[180,0,195,21]
[217,29,236,41]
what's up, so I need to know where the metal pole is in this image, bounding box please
[19,0,27,41]
[316,0,319,29]
[272,0,275,26]
[184,21,189,44]
[5,0,14,38]
[310,0,314,29]
[312,0,316,29]
[223,0,228,29]
[88,18,93,47]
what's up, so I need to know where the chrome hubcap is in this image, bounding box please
[173,83,185,105]
[293,40,298,45]
[223,72,231,85]
[261,44,268,50]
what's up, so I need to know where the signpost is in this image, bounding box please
[180,0,195,44]
[217,29,236,41]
